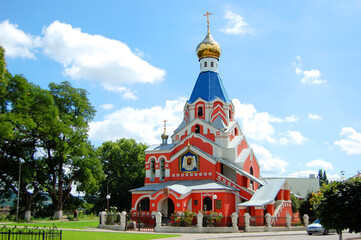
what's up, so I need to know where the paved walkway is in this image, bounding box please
[153,231,306,240]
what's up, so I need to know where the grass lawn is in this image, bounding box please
[2,220,99,229]
[1,221,180,239]
[63,231,180,240]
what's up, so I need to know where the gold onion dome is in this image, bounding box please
[161,132,168,140]
[196,30,221,59]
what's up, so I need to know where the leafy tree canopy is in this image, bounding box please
[299,192,317,223]
[0,47,104,219]
[88,139,147,213]
[312,178,361,239]
[318,169,329,186]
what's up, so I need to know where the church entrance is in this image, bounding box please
[203,197,212,211]
[158,197,175,218]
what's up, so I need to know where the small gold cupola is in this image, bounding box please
[196,12,221,60]
[161,120,169,145]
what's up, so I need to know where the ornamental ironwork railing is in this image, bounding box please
[0,225,62,240]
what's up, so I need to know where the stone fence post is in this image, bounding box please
[265,213,272,231]
[303,214,309,226]
[286,212,291,228]
[155,212,162,231]
[244,213,250,232]
[120,211,127,230]
[197,212,203,230]
[99,211,107,226]
[231,212,238,228]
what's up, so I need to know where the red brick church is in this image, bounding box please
[130,16,293,226]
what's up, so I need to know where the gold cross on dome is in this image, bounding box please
[203,11,212,31]
[163,120,167,133]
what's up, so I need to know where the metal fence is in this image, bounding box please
[0,226,62,240]
[129,214,155,232]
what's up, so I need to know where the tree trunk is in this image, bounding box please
[54,210,63,220]
[24,210,31,221]
[338,230,343,240]
[21,183,39,222]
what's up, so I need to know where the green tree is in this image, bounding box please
[0,47,104,219]
[0,46,7,110]
[299,192,317,223]
[90,139,147,213]
[0,68,54,220]
[318,169,329,186]
[39,81,104,219]
[290,193,301,213]
[313,178,361,240]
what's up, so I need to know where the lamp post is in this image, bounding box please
[212,194,217,212]
[15,161,22,222]
[106,194,111,212]
[106,177,116,211]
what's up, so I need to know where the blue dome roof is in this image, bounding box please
[188,71,229,104]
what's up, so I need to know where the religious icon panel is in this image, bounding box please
[179,150,199,172]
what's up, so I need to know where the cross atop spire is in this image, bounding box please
[203,11,212,32]
[163,120,167,133]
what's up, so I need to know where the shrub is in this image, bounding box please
[105,213,115,225]
[170,210,196,227]
[202,211,223,227]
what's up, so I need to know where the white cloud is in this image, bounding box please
[306,159,333,170]
[0,20,166,99]
[334,127,361,155]
[220,10,253,35]
[279,130,308,145]
[41,21,166,95]
[232,99,303,145]
[287,170,317,178]
[103,85,138,100]
[285,115,298,123]
[251,144,288,174]
[233,99,276,143]
[0,20,41,59]
[100,104,114,110]
[327,174,341,182]
[89,98,186,145]
[293,56,327,84]
[309,113,322,120]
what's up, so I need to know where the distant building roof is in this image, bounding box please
[263,177,320,199]
[188,71,229,104]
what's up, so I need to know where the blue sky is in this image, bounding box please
[1,0,361,180]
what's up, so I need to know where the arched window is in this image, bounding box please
[250,166,254,190]
[150,159,155,181]
[229,110,232,120]
[160,158,165,181]
[235,128,238,136]
[198,107,203,117]
[211,62,214,67]
[138,198,150,211]
[204,61,207,67]
[195,125,200,134]
[203,197,212,211]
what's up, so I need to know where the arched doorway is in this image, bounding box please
[203,197,212,211]
[158,197,175,218]
[167,198,175,216]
